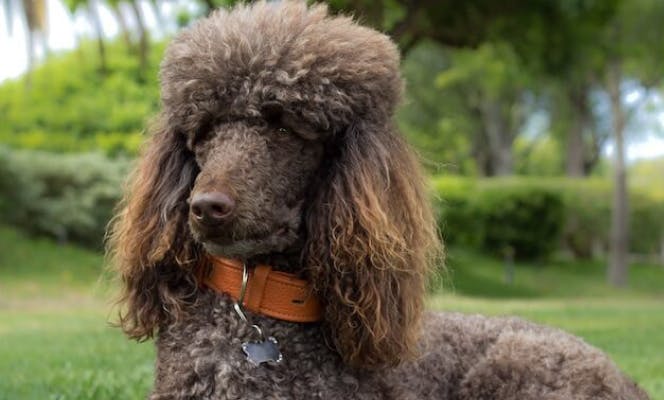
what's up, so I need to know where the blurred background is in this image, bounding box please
[0,0,662,399]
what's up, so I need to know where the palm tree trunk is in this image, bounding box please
[129,0,149,78]
[87,0,107,73]
[110,3,133,49]
[22,0,48,82]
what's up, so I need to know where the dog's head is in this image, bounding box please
[109,1,440,368]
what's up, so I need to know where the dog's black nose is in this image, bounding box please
[190,192,235,224]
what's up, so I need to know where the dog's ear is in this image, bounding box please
[108,114,204,340]
[305,120,441,368]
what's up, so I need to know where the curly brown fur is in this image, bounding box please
[108,1,649,399]
[109,115,206,340]
[305,120,437,367]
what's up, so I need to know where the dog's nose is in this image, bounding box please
[190,192,236,224]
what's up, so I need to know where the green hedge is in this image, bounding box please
[0,147,130,249]
[433,178,565,260]
[433,177,664,260]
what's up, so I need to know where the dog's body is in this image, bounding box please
[109,2,649,399]
[153,292,645,399]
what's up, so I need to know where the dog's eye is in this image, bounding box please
[277,127,290,135]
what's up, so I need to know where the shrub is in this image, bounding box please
[434,177,565,260]
[630,193,664,255]
[475,181,564,260]
[550,179,663,258]
[432,177,483,247]
[554,179,612,259]
[0,147,131,249]
[433,176,664,261]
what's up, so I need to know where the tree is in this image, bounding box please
[398,41,476,175]
[127,0,149,78]
[601,0,664,286]
[434,43,531,176]
[503,0,620,178]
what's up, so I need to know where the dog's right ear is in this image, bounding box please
[108,114,203,340]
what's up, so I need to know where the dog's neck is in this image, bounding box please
[245,248,304,275]
[200,256,324,366]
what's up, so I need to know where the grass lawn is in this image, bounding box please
[1,225,663,399]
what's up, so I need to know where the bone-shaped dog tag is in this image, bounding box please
[242,336,283,366]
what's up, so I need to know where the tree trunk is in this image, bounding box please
[607,60,629,287]
[565,86,590,177]
[22,0,48,82]
[129,0,149,78]
[110,3,133,49]
[566,121,585,176]
[480,99,513,176]
[88,0,107,73]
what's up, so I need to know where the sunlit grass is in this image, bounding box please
[0,226,152,399]
[0,305,153,400]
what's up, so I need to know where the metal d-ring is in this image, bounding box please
[232,262,250,324]
[232,263,268,342]
[250,324,265,340]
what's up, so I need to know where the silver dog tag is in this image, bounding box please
[242,336,283,366]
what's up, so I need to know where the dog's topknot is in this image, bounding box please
[160,0,403,137]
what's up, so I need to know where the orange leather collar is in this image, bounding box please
[205,257,323,323]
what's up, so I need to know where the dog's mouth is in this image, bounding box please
[197,225,298,259]
[188,201,303,259]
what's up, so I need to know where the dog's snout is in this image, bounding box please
[190,192,236,224]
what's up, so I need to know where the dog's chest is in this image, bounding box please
[150,295,394,399]
[152,325,391,400]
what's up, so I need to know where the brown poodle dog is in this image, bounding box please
[109,1,649,399]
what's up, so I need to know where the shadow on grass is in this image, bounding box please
[444,265,541,298]
[430,246,664,300]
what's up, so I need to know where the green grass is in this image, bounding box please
[436,247,664,298]
[0,226,154,400]
[1,225,663,399]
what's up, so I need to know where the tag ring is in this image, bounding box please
[232,262,250,323]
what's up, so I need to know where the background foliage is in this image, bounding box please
[0,42,162,155]
[434,177,664,260]
[0,147,130,248]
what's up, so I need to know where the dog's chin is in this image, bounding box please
[199,229,299,260]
